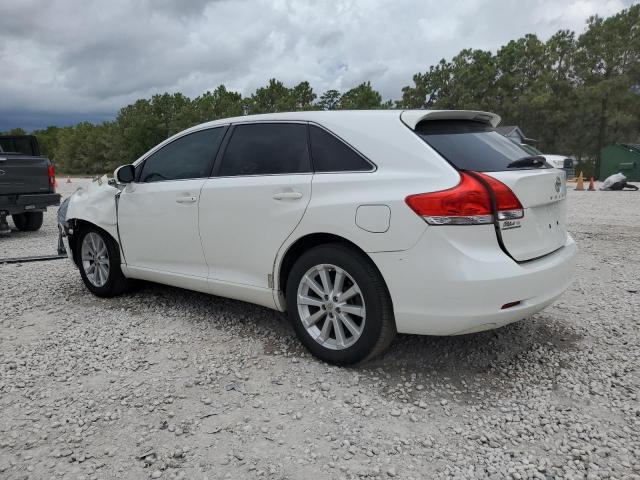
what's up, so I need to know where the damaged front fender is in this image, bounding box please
[59,176,122,264]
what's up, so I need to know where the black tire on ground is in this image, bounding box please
[76,225,132,297]
[12,212,44,231]
[286,243,396,366]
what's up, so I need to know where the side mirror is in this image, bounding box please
[115,164,135,184]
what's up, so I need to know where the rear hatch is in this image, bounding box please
[0,154,52,195]
[484,169,567,261]
[409,115,567,262]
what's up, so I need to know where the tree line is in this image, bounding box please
[4,5,638,177]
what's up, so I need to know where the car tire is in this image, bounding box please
[76,225,131,297]
[12,212,44,231]
[286,243,396,365]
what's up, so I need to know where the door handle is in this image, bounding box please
[176,195,197,204]
[273,191,303,200]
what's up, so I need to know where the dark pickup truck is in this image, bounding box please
[0,135,61,234]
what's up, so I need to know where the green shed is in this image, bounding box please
[600,144,640,181]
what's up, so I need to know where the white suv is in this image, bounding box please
[59,110,576,365]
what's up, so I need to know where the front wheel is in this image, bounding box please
[77,226,131,297]
[286,243,396,365]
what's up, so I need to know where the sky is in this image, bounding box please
[0,0,634,131]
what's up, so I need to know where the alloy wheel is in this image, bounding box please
[81,232,110,287]
[296,263,366,350]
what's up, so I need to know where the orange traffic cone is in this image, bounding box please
[575,172,584,191]
[588,177,595,191]
[66,176,72,183]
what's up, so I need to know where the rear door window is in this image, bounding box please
[309,125,373,172]
[139,127,224,183]
[415,120,548,172]
[218,123,311,176]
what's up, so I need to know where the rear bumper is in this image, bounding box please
[0,193,61,214]
[370,226,576,335]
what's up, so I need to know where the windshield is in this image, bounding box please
[414,120,550,172]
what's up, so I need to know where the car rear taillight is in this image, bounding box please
[405,173,492,225]
[48,164,56,192]
[405,172,523,225]
[474,172,524,221]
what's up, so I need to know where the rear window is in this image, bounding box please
[414,120,547,172]
[0,137,37,156]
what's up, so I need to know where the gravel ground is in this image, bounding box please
[1,179,639,480]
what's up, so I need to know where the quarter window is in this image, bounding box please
[218,123,311,176]
[139,127,225,182]
[309,125,372,172]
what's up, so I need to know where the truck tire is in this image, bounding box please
[12,212,44,231]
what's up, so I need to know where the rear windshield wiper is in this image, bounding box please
[507,156,547,169]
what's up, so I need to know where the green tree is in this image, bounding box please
[574,5,640,173]
[185,85,244,124]
[318,89,342,110]
[115,93,192,163]
[291,81,317,110]
[533,30,578,154]
[339,82,383,109]
[398,59,453,109]
[443,49,498,111]
[55,122,114,174]
[33,126,61,163]
[245,79,294,114]
[2,127,28,135]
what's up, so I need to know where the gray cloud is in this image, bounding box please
[0,0,633,129]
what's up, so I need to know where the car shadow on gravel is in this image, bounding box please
[73,279,583,398]
[376,317,581,369]
[77,280,299,344]
[362,316,583,400]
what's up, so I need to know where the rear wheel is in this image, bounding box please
[12,212,44,231]
[77,226,131,297]
[286,243,395,365]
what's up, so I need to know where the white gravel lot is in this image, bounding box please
[1,179,639,480]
